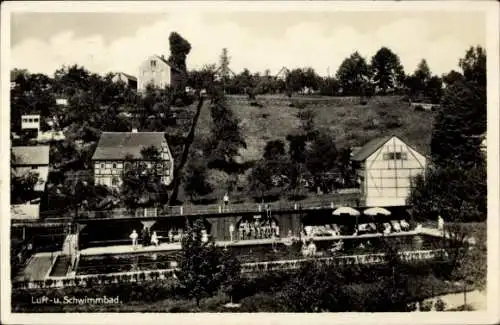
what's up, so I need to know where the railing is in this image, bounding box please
[240,249,447,274]
[77,196,361,220]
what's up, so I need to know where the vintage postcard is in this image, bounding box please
[1,1,499,325]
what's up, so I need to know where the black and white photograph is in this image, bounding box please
[1,1,499,324]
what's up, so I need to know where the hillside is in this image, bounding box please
[196,95,434,163]
[178,94,435,204]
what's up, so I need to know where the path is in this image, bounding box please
[424,289,486,311]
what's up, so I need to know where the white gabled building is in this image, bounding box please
[351,135,427,207]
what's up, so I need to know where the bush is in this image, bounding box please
[414,105,424,111]
[239,293,286,312]
[434,298,447,311]
[200,292,230,312]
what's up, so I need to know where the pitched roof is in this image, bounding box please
[154,55,184,73]
[12,146,50,165]
[92,132,167,160]
[115,72,137,82]
[351,136,393,162]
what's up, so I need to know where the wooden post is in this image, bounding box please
[464,283,467,306]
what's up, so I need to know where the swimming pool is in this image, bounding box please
[73,234,444,276]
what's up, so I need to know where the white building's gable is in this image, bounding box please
[363,136,426,207]
[138,55,172,91]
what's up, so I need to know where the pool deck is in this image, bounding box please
[78,230,422,256]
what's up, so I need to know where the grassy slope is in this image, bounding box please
[179,95,435,203]
[224,95,434,162]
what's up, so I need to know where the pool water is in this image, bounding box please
[75,234,444,275]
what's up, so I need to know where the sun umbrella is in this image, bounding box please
[332,207,360,216]
[364,207,391,216]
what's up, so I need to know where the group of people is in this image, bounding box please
[230,219,280,241]
[128,228,186,249]
[129,229,160,249]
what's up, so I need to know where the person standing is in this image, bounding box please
[229,223,235,242]
[151,231,159,246]
[437,215,445,235]
[223,193,230,212]
[130,230,138,249]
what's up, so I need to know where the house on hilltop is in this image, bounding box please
[351,135,427,207]
[92,130,174,189]
[137,55,186,92]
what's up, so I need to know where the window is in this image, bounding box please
[112,163,117,169]
[100,163,105,169]
[151,60,157,68]
[383,152,408,160]
[111,177,119,186]
[33,118,39,123]
[383,153,394,160]
[28,119,33,123]
[31,166,38,170]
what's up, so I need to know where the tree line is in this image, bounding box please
[198,46,454,103]
[408,46,486,223]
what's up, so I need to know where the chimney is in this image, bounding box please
[132,128,138,133]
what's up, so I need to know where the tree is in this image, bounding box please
[336,52,372,96]
[247,160,275,200]
[188,64,218,91]
[459,46,486,88]
[431,80,485,168]
[263,140,286,161]
[370,47,405,94]
[204,94,246,168]
[184,152,212,201]
[319,77,340,96]
[178,219,240,306]
[168,32,191,73]
[11,171,39,204]
[120,147,169,211]
[414,59,431,84]
[296,109,317,139]
[286,68,306,93]
[305,132,338,192]
[279,262,346,312]
[286,134,307,164]
[442,70,464,88]
[407,164,486,223]
[424,76,443,104]
[219,48,231,90]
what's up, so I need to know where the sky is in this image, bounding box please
[10,11,486,77]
